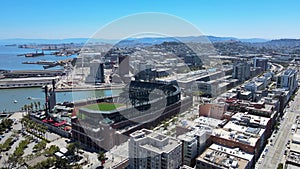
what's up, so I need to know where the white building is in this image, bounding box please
[178,128,212,167]
[276,68,298,93]
[129,129,182,169]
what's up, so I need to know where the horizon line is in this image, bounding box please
[1,35,300,41]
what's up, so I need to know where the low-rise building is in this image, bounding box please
[176,117,223,137]
[196,144,254,169]
[230,112,272,137]
[286,134,300,167]
[211,121,266,158]
[199,103,227,120]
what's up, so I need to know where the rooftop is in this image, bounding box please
[287,150,300,165]
[130,129,181,154]
[212,122,265,147]
[290,142,300,154]
[178,127,212,142]
[197,144,254,169]
[231,112,270,127]
[194,116,225,128]
[282,68,297,76]
[0,76,58,83]
[224,121,265,136]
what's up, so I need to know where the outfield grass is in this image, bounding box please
[83,103,124,111]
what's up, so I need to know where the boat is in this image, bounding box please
[22,61,36,64]
[5,44,17,47]
[27,97,32,100]
[25,50,44,57]
[14,100,18,103]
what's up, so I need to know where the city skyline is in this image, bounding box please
[1,0,300,39]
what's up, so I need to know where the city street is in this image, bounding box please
[257,91,300,168]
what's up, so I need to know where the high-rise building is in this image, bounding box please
[129,129,182,169]
[276,68,298,92]
[118,55,130,76]
[86,60,104,84]
[232,61,251,82]
[253,57,268,71]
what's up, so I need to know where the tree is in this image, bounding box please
[73,163,81,169]
[34,102,38,111]
[45,145,59,156]
[30,103,34,111]
[55,158,71,169]
[0,119,13,132]
[67,142,76,156]
[11,130,18,137]
[97,151,106,166]
[277,163,283,169]
[33,140,47,152]
[194,90,203,101]
[24,105,28,112]
[8,155,18,168]
[40,125,47,138]
[37,101,41,110]
[163,122,169,130]
[74,142,80,154]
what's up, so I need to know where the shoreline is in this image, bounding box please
[0,83,125,92]
[55,86,124,92]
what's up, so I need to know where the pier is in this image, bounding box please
[0,77,59,89]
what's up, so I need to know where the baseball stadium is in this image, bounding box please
[71,80,193,151]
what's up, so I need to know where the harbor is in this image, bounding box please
[0,45,123,113]
[0,45,77,70]
[0,87,122,112]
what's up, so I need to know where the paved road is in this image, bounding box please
[46,137,68,149]
[259,112,295,169]
[257,92,300,169]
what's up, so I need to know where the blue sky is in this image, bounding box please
[0,0,300,39]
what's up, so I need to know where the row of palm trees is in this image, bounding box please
[21,101,43,112]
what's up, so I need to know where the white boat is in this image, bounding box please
[14,100,18,103]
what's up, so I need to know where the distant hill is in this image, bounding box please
[115,36,269,47]
[2,36,299,47]
[206,36,268,43]
[251,39,300,49]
